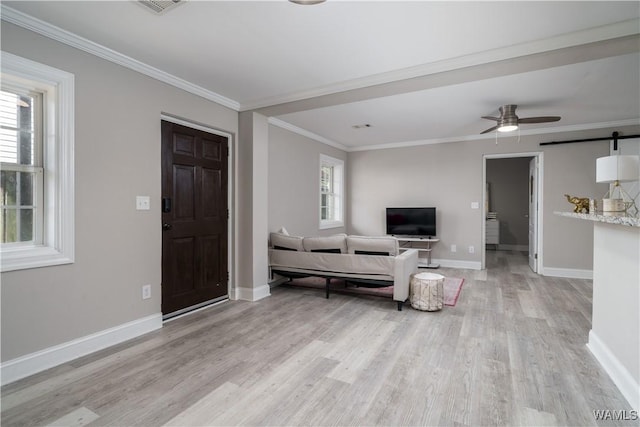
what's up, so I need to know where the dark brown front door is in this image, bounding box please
[161,120,228,316]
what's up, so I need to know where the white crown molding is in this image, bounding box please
[348,119,640,152]
[241,19,640,111]
[0,5,241,111]
[268,117,349,151]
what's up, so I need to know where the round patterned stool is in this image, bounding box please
[410,272,445,311]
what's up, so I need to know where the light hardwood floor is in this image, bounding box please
[1,251,635,426]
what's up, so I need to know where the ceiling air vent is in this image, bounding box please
[138,0,183,14]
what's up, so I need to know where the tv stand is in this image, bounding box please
[396,237,440,269]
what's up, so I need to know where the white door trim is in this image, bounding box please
[482,152,543,271]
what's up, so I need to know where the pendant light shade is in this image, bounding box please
[596,155,640,183]
[596,155,640,215]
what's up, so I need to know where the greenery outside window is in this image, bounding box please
[320,154,344,229]
[1,52,75,272]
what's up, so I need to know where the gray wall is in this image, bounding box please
[348,127,639,270]
[486,157,531,248]
[1,23,238,361]
[268,125,347,237]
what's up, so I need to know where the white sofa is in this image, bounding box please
[268,231,419,310]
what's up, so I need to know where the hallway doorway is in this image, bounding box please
[482,153,543,272]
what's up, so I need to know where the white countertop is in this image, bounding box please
[555,211,640,227]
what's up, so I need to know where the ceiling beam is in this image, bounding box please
[254,34,640,118]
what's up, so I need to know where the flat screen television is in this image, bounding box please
[386,207,436,237]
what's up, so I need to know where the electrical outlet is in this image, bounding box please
[451,244,457,252]
[142,284,151,300]
[136,196,150,211]
[468,245,475,254]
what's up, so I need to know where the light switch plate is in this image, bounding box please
[471,202,479,209]
[136,196,150,210]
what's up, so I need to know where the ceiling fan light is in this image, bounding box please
[496,116,518,132]
[497,124,518,132]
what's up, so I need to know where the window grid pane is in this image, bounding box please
[320,165,333,193]
[1,170,17,206]
[19,171,34,206]
[1,208,17,243]
[0,90,37,166]
[19,208,33,242]
[0,169,38,243]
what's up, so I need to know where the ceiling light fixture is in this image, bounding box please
[497,118,518,132]
[289,0,326,5]
[481,104,560,134]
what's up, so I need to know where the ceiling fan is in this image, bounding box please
[480,104,560,134]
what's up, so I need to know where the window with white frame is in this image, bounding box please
[1,87,43,245]
[319,154,344,229]
[1,52,74,272]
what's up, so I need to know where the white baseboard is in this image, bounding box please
[542,267,593,279]
[0,313,162,386]
[587,330,640,410]
[236,284,271,302]
[431,258,482,270]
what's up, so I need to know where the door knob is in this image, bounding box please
[162,223,172,231]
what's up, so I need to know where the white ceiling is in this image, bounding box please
[3,1,639,150]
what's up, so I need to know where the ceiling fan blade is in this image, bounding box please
[480,125,499,134]
[481,116,500,121]
[518,116,561,124]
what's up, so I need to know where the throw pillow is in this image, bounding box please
[347,235,399,256]
[270,232,304,251]
[302,234,348,253]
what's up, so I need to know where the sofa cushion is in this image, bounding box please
[270,232,304,251]
[347,235,399,256]
[269,250,395,278]
[303,234,347,254]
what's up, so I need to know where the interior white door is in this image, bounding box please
[528,157,538,272]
